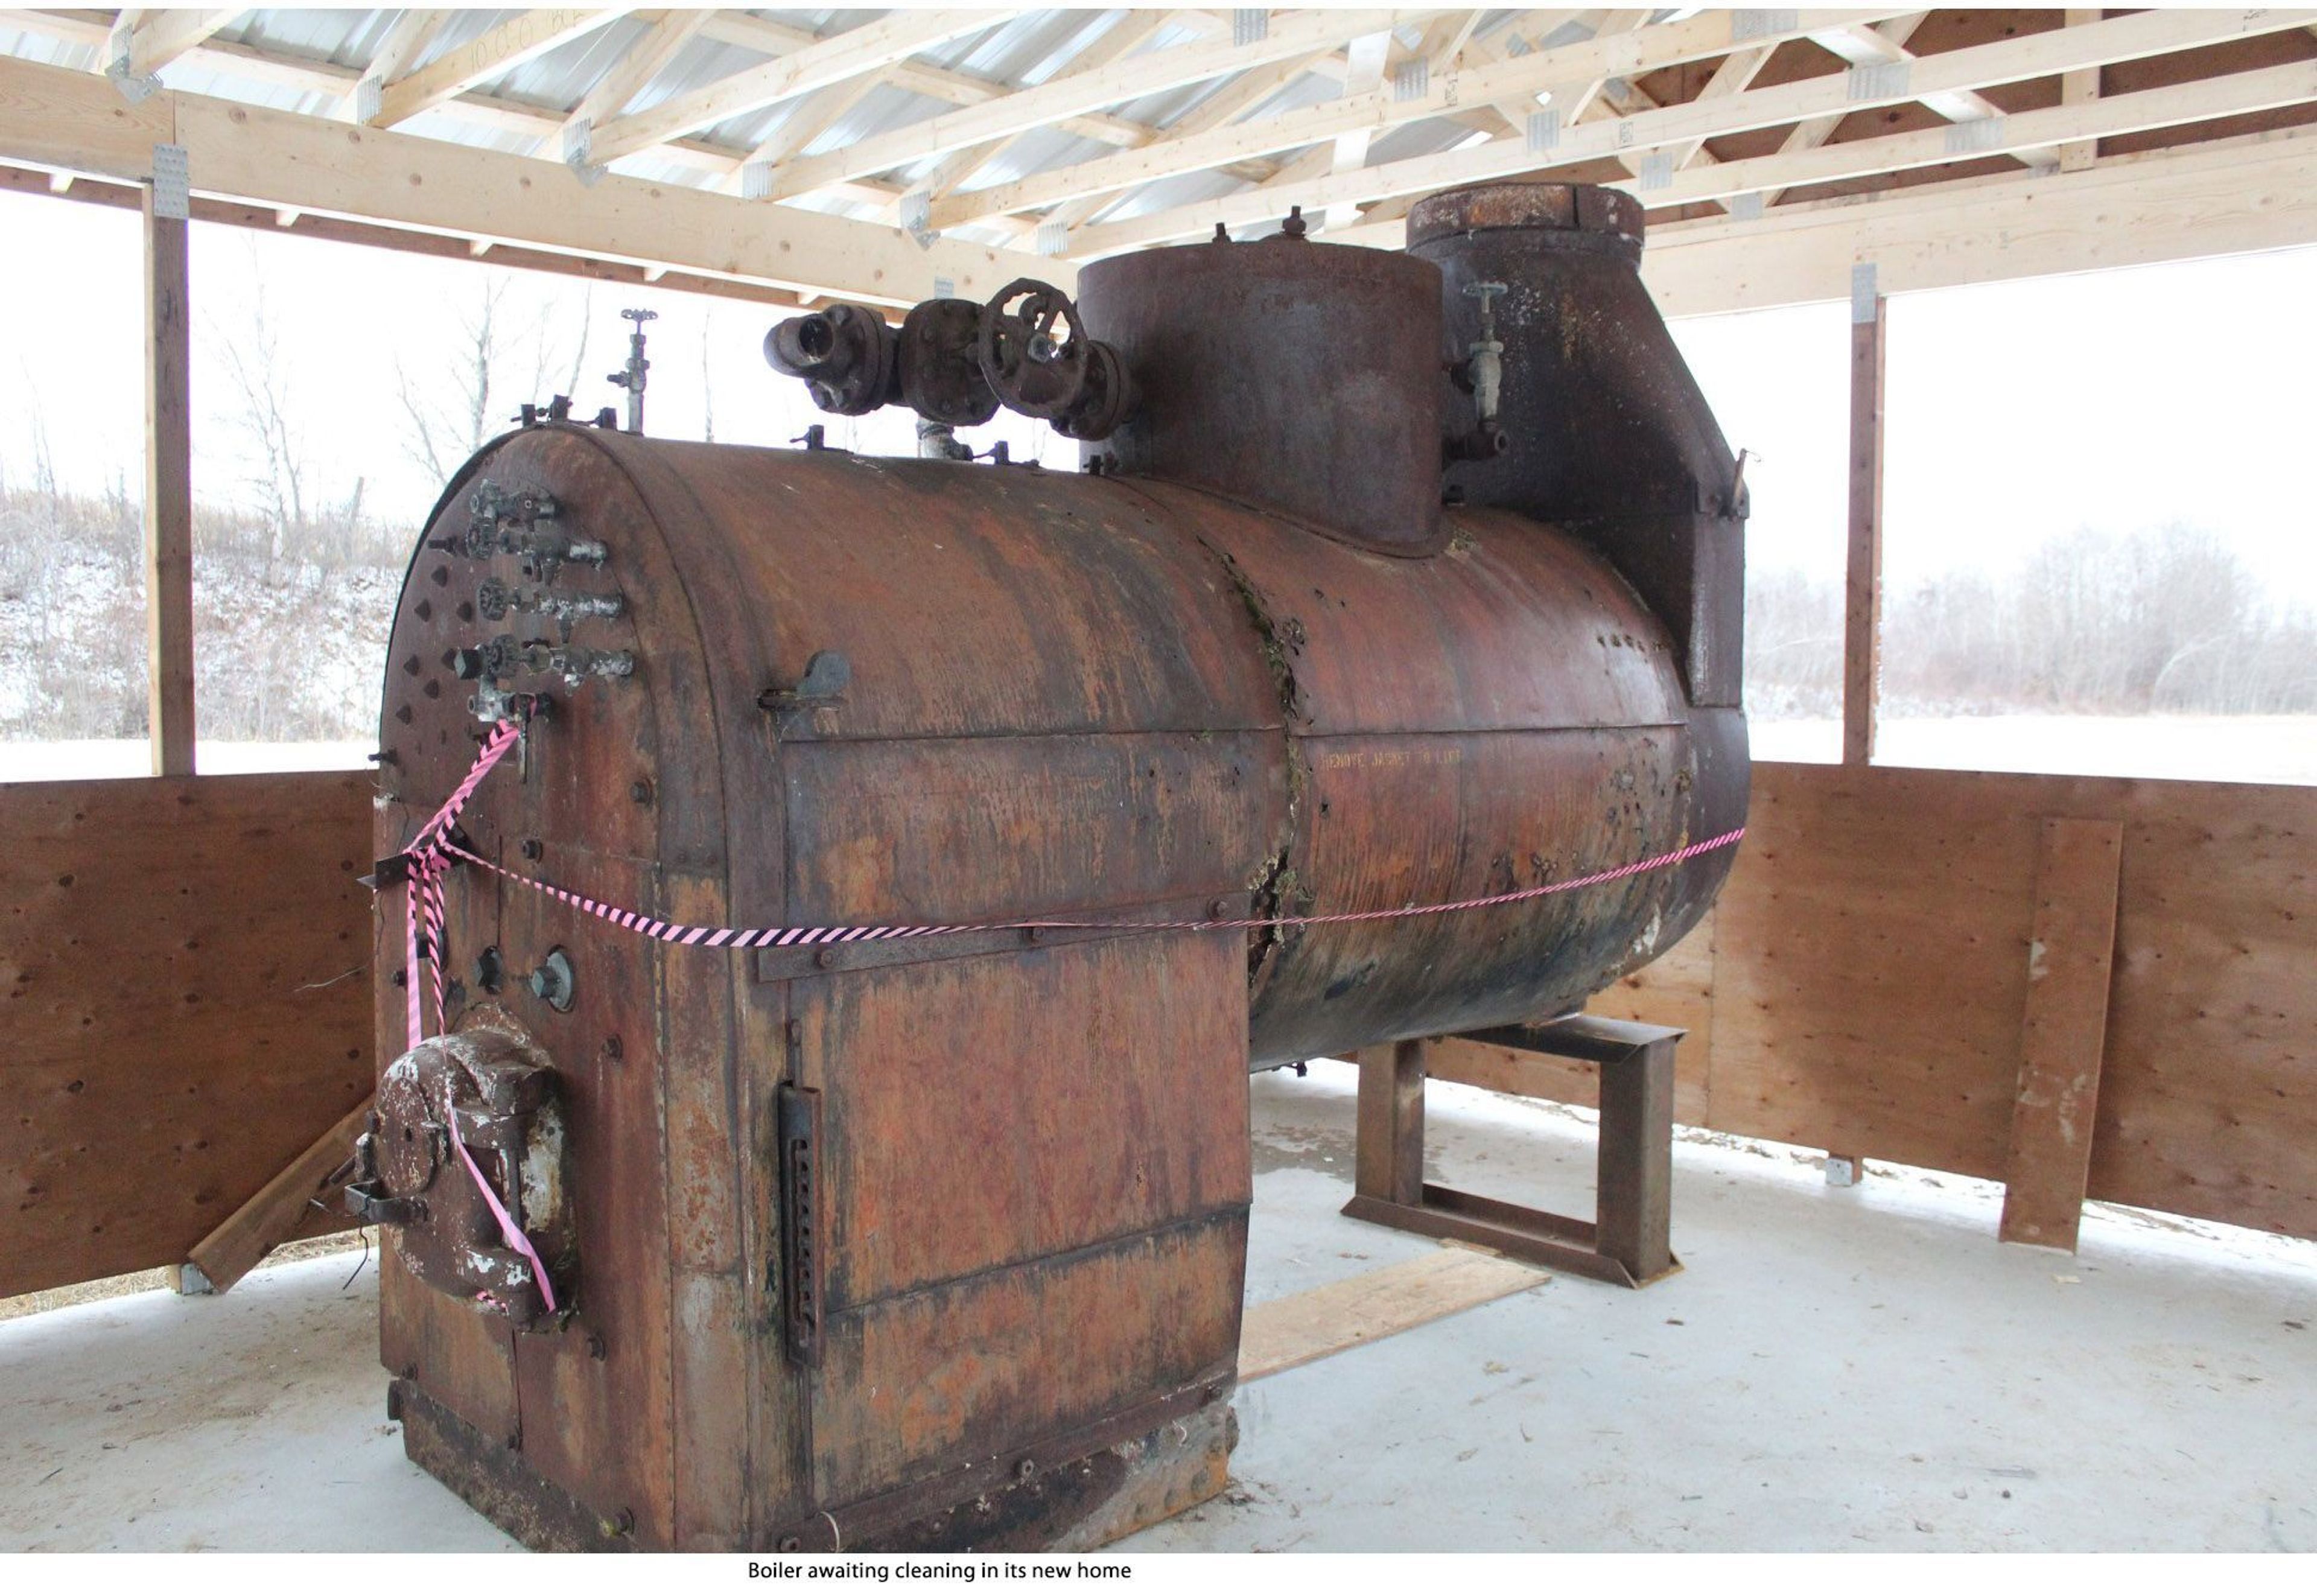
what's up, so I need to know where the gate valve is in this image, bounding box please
[976,279,1131,440]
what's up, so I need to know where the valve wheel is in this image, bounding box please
[977,279,1095,421]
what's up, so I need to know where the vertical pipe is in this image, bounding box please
[143,161,195,777]
[1843,267,1887,769]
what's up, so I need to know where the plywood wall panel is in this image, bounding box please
[1437,763,2315,1244]
[1705,764,2039,1180]
[2093,796,2316,1238]
[0,771,373,1298]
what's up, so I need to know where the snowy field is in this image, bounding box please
[6,716,2313,787]
[1,740,370,783]
[1751,713,2317,786]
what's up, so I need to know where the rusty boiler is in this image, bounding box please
[359,181,1748,1551]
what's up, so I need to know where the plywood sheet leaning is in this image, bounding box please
[2000,818,2125,1251]
[1705,763,2039,1180]
[0,771,373,1298]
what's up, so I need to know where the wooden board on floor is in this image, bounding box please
[1238,1246,1550,1382]
[0,771,374,1299]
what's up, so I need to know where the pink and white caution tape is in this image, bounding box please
[396,718,1743,1026]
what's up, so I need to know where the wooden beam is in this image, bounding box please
[1842,277,1885,769]
[0,56,1066,309]
[371,8,628,130]
[1639,127,2317,317]
[933,7,1889,232]
[182,1094,375,1294]
[761,6,1426,206]
[0,161,813,313]
[142,162,192,778]
[2000,819,2125,1252]
[587,9,1020,168]
[1064,7,2317,255]
[2059,8,2104,173]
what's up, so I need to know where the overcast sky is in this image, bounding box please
[2,187,2311,616]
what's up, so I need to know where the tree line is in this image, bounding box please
[1744,521,2317,722]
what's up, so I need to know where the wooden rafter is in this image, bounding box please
[754,7,1421,206]
[354,7,450,118]
[1807,16,2064,169]
[371,8,628,129]
[586,9,1022,168]
[1064,6,2317,256]
[926,8,1887,234]
[562,10,714,166]
[691,9,1148,149]
[109,7,239,79]
[1759,12,1933,207]
[907,9,1183,208]
[1631,56,2317,214]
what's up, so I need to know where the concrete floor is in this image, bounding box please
[2,1061,2310,1553]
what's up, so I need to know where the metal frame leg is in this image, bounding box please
[1341,1016,1683,1288]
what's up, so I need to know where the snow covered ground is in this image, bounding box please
[1752,713,2317,786]
[1,739,371,782]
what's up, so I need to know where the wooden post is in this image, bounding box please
[143,151,195,777]
[2000,817,2125,1251]
[1352,1040,1426,1207]
[1842,264,1886,768]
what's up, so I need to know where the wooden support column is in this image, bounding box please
[1842,264,1887,768]
[1999,817,2125,1251]
[1353,1040,1428,1207]
[142,148,195,777]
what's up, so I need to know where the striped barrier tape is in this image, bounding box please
[393,720,1745,1051]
